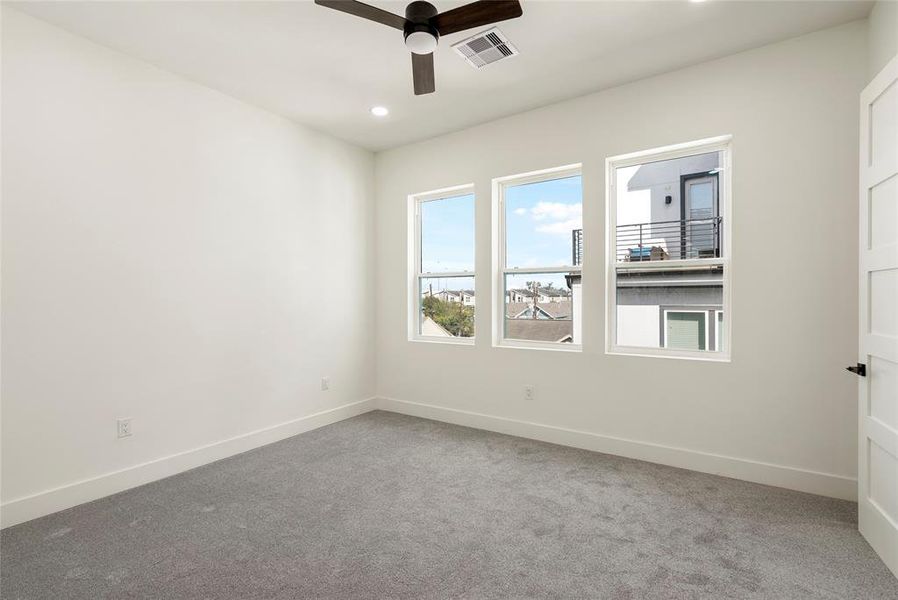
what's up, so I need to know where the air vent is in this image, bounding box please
[452,27,518,69]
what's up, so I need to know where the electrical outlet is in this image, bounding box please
[116,418,132,439]
[321,377,330,391]
[523,385,534,401]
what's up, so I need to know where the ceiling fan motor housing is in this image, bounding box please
[404,1,440,50]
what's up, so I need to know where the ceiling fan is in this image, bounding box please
[314,0,523,95]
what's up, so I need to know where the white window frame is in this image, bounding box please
[408,184,476,345]
[606,136,732,361]
[492,164,583,352]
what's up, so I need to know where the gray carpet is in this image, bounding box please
[2,411,896,599]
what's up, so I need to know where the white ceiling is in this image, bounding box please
[12,0,873,151]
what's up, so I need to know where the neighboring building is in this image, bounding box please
[612,153,723,351]
[561,154,723,351]
[423,289,461,303]
[540,288,570,303]
[507,301,571,320]
[618,153,721,261]
[422,288,476,306]
[615,266,723,351]
[506,287,569,304]
[504,300,573,343]
[506,288,536,303]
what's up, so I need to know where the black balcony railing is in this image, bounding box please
[572,229,583,266]
[616,216,722,262]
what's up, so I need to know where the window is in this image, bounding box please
[494,165,582,349]
[607,137,731,360]
[409,186,476,343]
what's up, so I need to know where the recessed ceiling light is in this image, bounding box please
[370,106,389,117]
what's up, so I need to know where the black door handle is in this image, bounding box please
[847,363,866,377]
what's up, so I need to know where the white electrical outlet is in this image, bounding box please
[523,385,534,401]
[321,377,330,391]
[116,418,132,439]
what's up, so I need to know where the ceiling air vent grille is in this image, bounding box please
[452,27,518,69]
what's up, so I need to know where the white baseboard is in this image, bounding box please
[3,395,856,529]
[376,397,857,501]
[1,398,377,529]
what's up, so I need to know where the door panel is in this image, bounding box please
[871,270,898,336]
[870,356,898,430]
[871,81,896,169]
[859,54,898,580]
[870,440,898,524]
[870,175,897,250]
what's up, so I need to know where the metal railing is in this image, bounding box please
[572,229,583,266]
[616,216,722,262]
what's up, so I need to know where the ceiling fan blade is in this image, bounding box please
[412,52,435,95]
[431,0,522,36]
[314,0,406,30]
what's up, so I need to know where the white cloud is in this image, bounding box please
[535,218,582,235]
[529,202,581,222]
[513,201,582,236]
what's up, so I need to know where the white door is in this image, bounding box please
[858,53,898,580]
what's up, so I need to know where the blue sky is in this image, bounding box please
[420,176,582,292]
[505,175,582,269]
[421,193,475,273]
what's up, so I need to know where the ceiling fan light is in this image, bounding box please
[406,31,438,55]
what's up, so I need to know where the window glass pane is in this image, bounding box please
[504,273,578,344]
[505,175,582,269]
[615,265,722,352]
[615,152,722,262]
[421,193,474,273]
[419,276,475,338]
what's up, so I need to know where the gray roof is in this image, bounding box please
[506,301,572,319]
[504,319,573,343]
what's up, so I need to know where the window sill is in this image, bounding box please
[409,336,475,346]
[607,347,731,363]
[495,340,582,353]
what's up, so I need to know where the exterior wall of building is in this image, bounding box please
[571,281,583,345]
[617,285,723,306]
[617,306,662,348]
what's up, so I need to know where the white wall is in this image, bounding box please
[375,22,867,499]
[868,0,898,79]
[1,9,375,525]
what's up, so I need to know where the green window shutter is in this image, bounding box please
[666,312,706,350]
